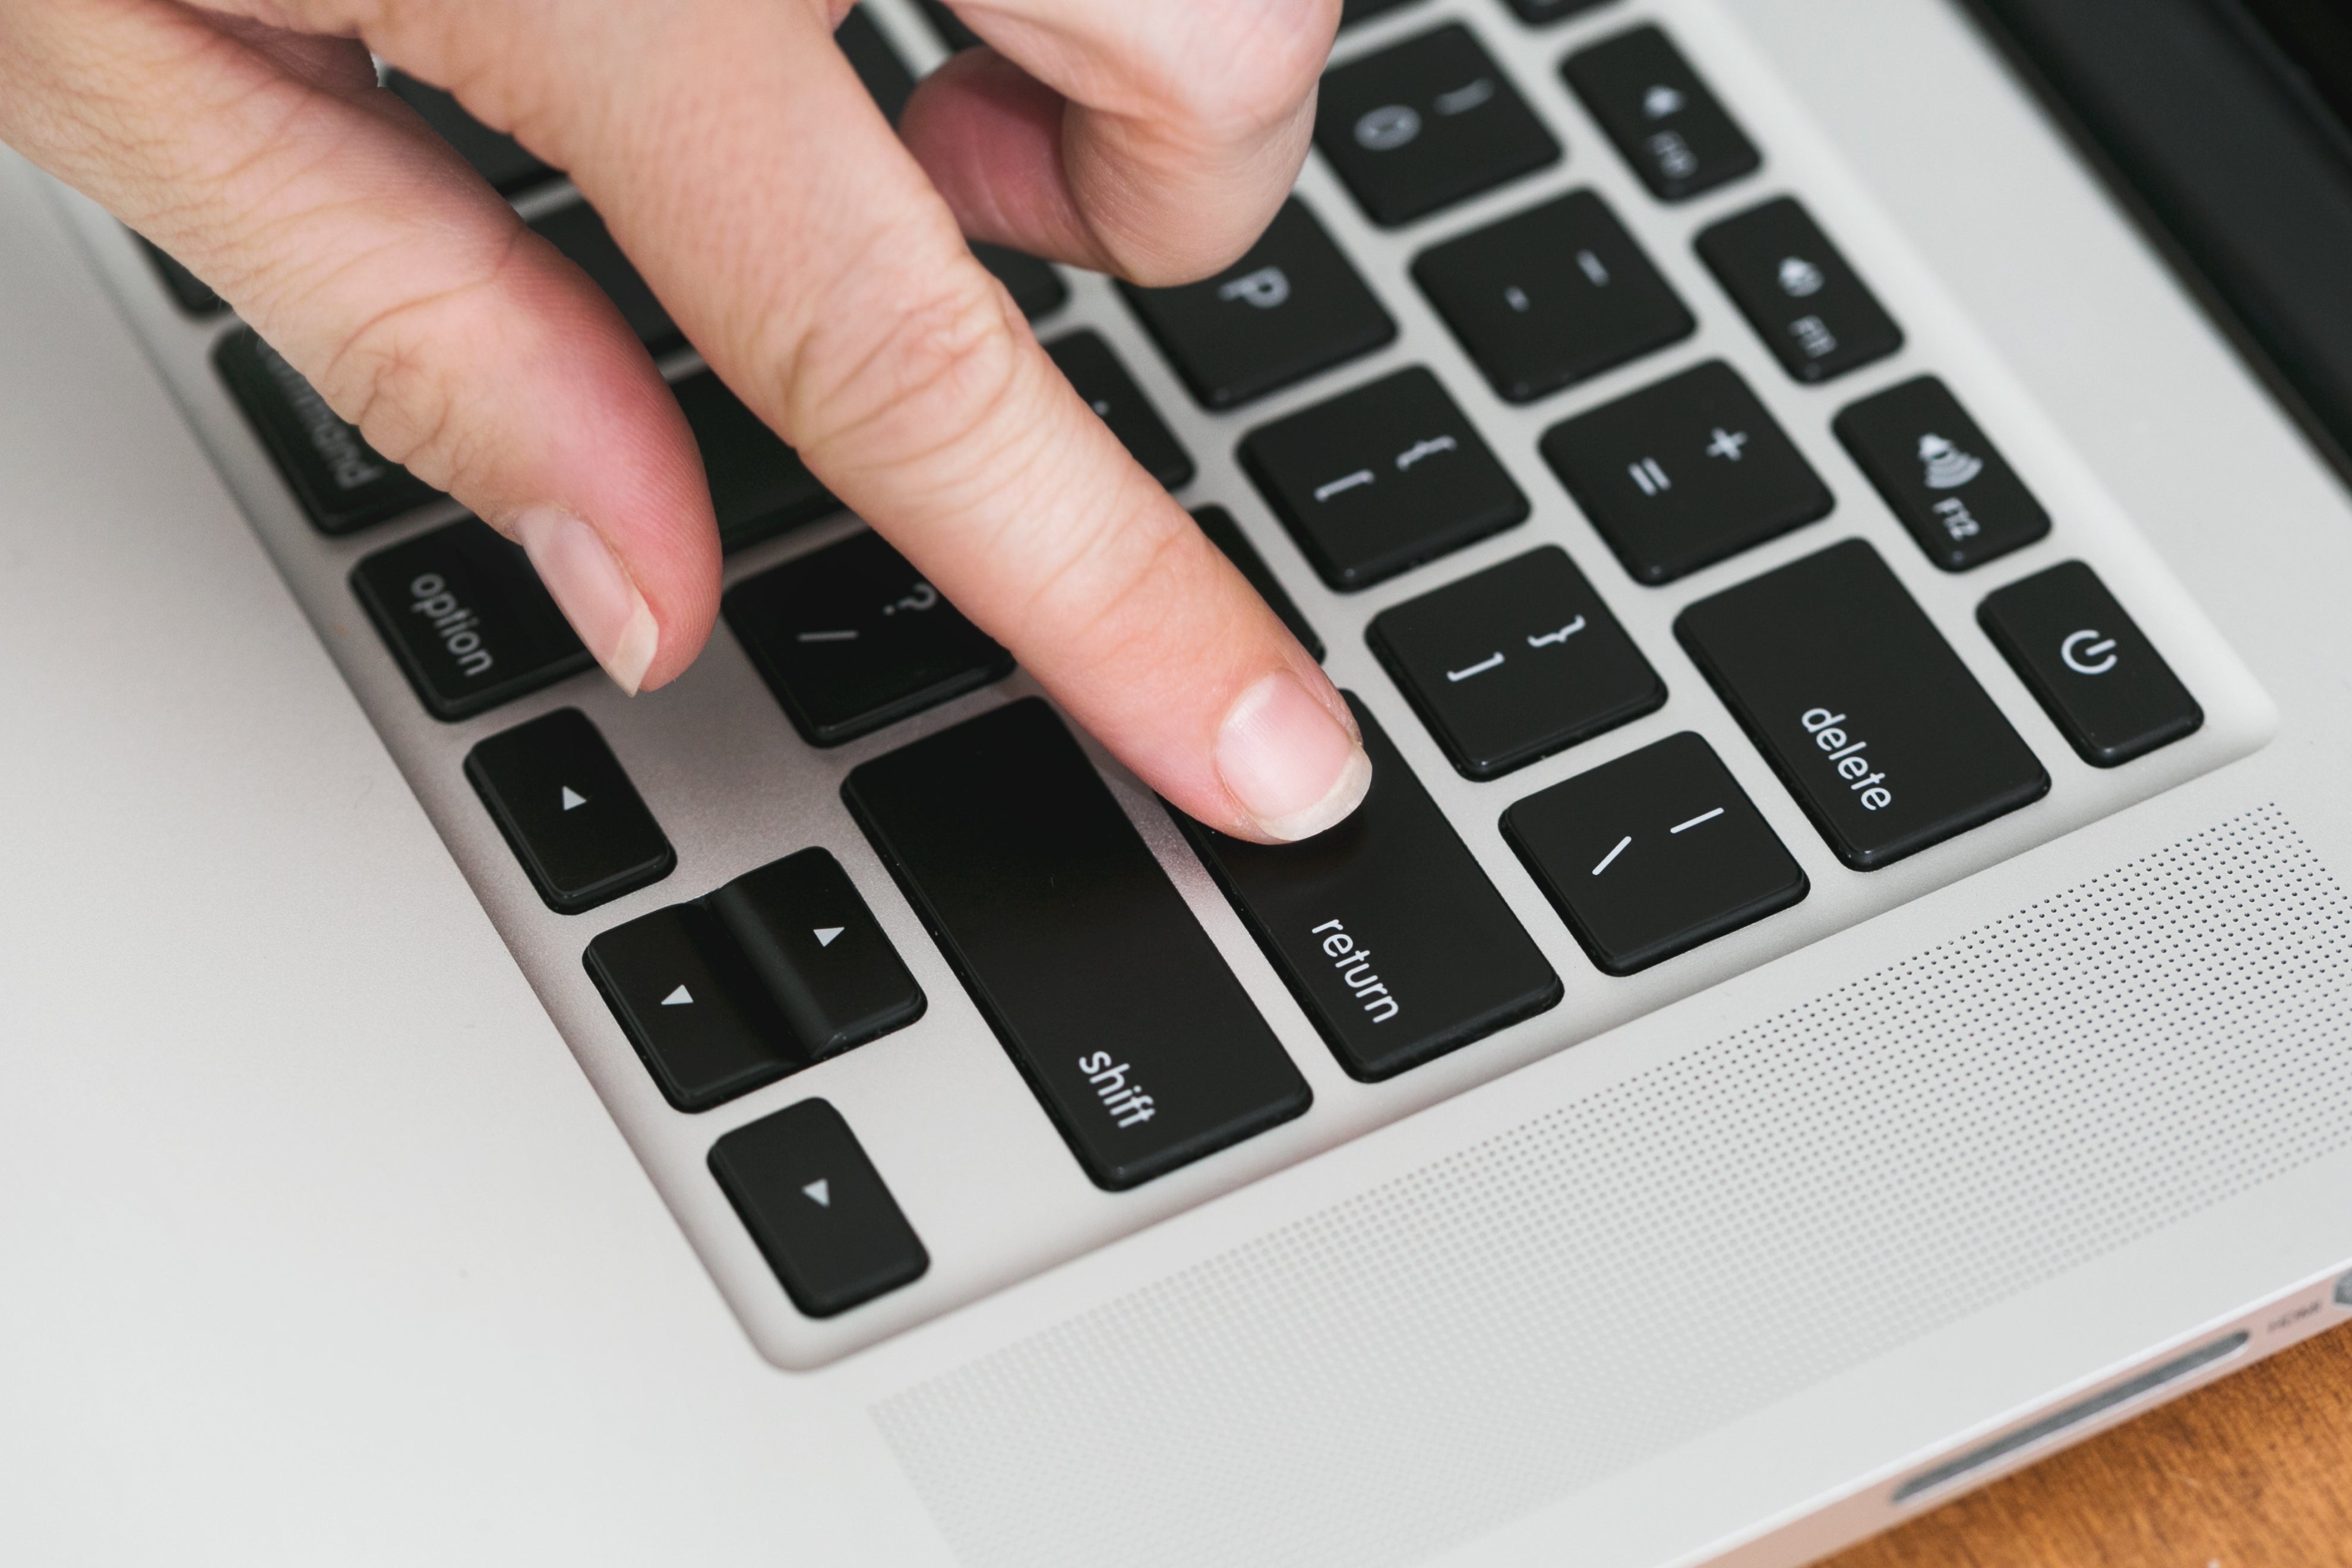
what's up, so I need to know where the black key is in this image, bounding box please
[529,204,681,355]
[1368,545,1662,779]
[1413,189,1694,403]
[1675,539,2048,870]
[1978,562,2203,767]
[706,849,926,1059]
[1121,198,1396,410]
[1500,0,1617,24]
[464,709,676,914]
[1565,25,1761,203]
[1835,376,2050,571]
[1241,366,1528,590]
[353,520,594,720]
[140,238,223,316]
[216,329,438,535]
[974,243,1069,321]
[845,699,1312,1189]
[1316,24,1562,227]
[387,72,556,194]
[837,5,916,125]
[586,904,795,1112]
[915,0,981,51]
[1696,197,1902,384]
[672,370,837,553]
[1502,731,1807,975]
[726,530,1014,746]
[1182,697,1562,1081]
[1045,330,1195,489]
[1193,505,1326,662]
[1342,0,1424,24]
[1539,359,1832,584]
[709,1099,928,1318]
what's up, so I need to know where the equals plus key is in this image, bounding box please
[1242,366,1528,590]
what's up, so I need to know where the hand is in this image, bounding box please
[0,0,1371,842]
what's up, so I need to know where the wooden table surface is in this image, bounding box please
[1822,1320,2352,1567]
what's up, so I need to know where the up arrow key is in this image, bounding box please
[801,1178,831,1207]
[814,926,845,948]
[560,785,587,811]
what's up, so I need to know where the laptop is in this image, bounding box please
[5,0,2350,1560]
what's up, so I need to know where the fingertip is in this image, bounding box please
[1212,669,1374,843]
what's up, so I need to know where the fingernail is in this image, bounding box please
[1215,671,1373,842]
[513,507,657,695]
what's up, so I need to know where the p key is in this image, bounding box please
[1121,198,1396,409]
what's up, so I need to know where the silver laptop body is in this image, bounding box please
[4,0,2349,1562]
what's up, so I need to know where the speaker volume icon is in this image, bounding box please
[1917,432,1984,490]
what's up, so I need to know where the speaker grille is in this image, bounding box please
[876,807,2352,1568]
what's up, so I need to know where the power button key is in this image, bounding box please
[1978,561,2203,767]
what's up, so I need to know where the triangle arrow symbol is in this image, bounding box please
[660,984,693,1007]
[560,786,587,811]
[801,1178,830,1207]
[814,926,845,948]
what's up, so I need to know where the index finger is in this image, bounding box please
[355,0,1371,841]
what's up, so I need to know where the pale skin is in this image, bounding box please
[0,0,1374,842]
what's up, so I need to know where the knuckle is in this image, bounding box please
[314,230,530,488]
[785,258,1026,470]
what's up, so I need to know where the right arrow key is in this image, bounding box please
[707,849,927,1062]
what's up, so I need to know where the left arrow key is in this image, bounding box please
[465,707,676,914]
[585,905,798,1112]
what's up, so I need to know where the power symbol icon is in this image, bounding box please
[2061,629,2119,676]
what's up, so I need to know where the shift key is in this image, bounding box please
[843,698,1311,1191]
[1675,539,2048,870]
[1182,697,1562,1082]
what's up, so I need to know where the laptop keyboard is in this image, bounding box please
[96,0,2259,1363]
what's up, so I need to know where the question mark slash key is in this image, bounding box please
[723,531,1017,747]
